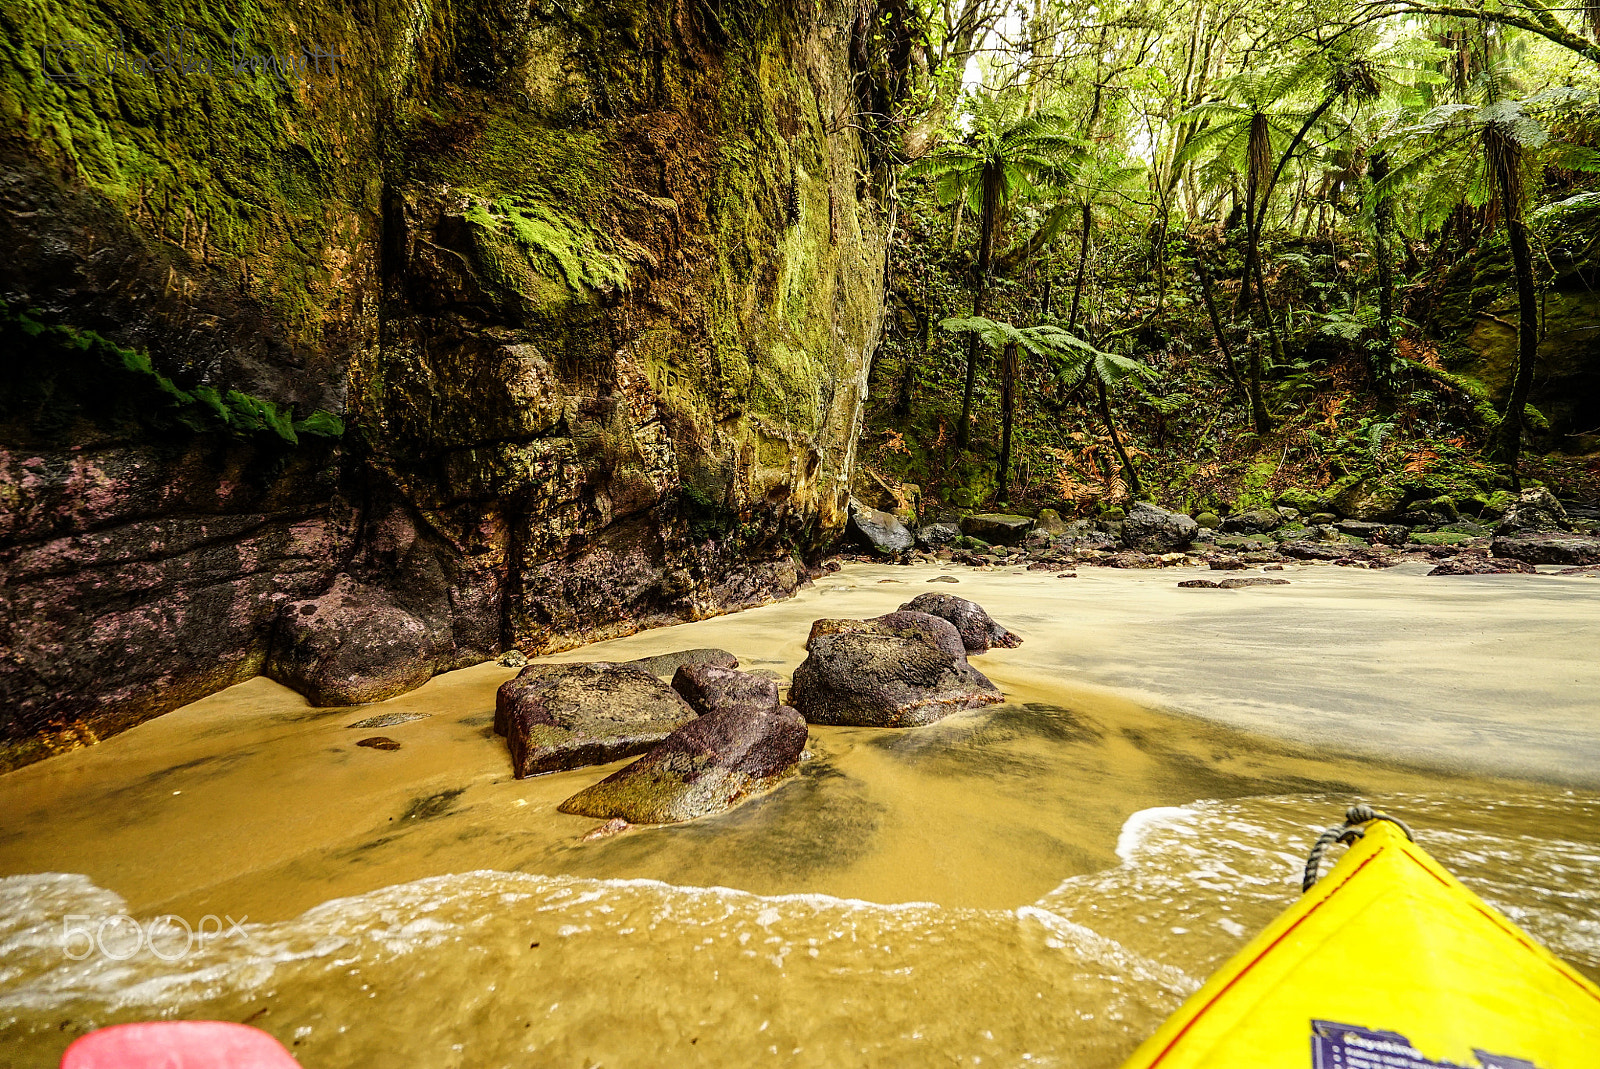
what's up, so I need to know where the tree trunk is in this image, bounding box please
[1248,335,1272,434]
[1069,202,1092,330]
[1492,171,1539,483]
[1370,150,1397,394]
[1193,248,1244,393]
[958,164,1001,449]
[1240,169,1277,432]
[997,341,1019,504]
[1098,379,1142,498]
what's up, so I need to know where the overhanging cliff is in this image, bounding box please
[0,0,891,768]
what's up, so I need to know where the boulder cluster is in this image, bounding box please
[841,489,1600,577]
[494,595,1022,829]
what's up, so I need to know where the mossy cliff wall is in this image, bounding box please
[0,0,889,768]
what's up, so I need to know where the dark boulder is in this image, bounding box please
[896,592,1022,653]
[624,648,739,679]
[1429,558,1538,576]
[557,704,808,824]
[1121,502,1199,552]
[959,513,1034,545]
[1180,576,1290,589]
[265,577,445,706]
[495,663,697,778]
[848,499,914,554]
[915,523,961,548]
[671,664,780,716]
[1495,488,1568,535]
[1219,508,1282,534]
[1281,540,1385,562]
[1491,532,1600,566]
[1336,519,1410,545]
[789,630,1003,727]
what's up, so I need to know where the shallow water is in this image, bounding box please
[1,562,1597,1067]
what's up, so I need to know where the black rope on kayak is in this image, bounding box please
[1301,804,1415,893]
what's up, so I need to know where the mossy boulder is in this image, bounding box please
[495,663,697,778]
[790,630,1003,728]
[960,513,1034,545]
[557,704,807,824]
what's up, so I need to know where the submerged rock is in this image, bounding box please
[558,704,808,824]
[495,663,696,779]
[849,499,914,555]
[355,736,401,751]
[1492,532,1600,566]
[265,577,445,706]
[896,593,1022,653]
[671,664,780,716]
[927,574,960,583]
[1121,502,1199,552]
[347,711,430,729]
[789,626,1002,728]
[624,648,739,680]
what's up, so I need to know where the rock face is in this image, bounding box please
[849,500,915,555]
[557,704,808,824]
[1492,533,1600,566]
[789,629,1003,728]
[896,593,1022,653]
[0,1,896,766]
[1121,502,1199,552]
[960,514,1034,545]
[495,663,697,779]
[671,664,780,717]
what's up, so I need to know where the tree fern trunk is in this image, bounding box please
[1370,150,1397,395]
[1069,202,1091,330]
[997,342,1018,504]
[958,165,1001,449]
[1098,379,1142,499]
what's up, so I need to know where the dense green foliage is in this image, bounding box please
[863,0,1600,515]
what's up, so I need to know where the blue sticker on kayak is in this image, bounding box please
[1312,1021,1539,1069]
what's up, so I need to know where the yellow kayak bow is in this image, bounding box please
[1120,807,1600,1069]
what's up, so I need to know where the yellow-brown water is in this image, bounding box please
[2,562,1597,1067]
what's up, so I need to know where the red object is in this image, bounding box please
[61,1021,300,1068]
